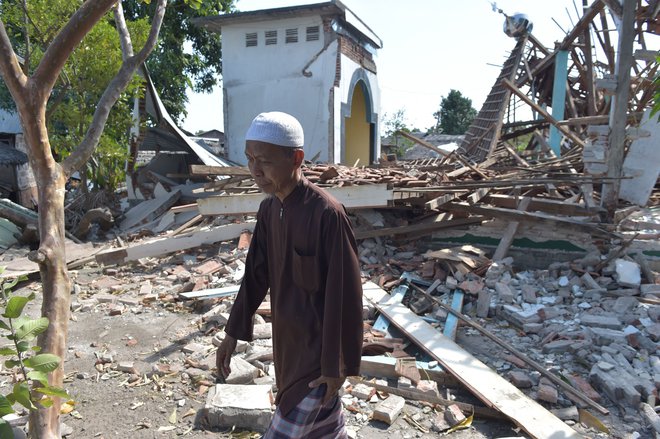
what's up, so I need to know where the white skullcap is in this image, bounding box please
[245,111,304,148]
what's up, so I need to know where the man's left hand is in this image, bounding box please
[309,376,345,405]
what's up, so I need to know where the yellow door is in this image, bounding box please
[344,83,370,166]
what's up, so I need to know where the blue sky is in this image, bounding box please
[183,0,589,134]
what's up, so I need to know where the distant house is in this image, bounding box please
[0,109,37,207]
[190,129,226,156]
[196,0,382,166]
[381,132,463,160]
[127,66,234,200]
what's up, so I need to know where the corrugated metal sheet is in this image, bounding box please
[0,110,21,134]
[0,144,28,166]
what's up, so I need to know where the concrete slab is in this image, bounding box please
[204,384,273,432]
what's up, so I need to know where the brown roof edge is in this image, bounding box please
[193,2,342,32]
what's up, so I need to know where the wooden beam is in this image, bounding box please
[354,217,484,240]
[483,194,601,216]
[492,197,531,261]
[179,285,240,300]
[503,79,585,147]
[198,184,393,215]
[601,0,637,220]
[190,164,251,176]
[96,222,256,265]
[362,285,584,438]
[444,202,611,236]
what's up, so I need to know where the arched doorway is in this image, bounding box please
[344,79,374,166]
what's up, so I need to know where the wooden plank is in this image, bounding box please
[444,202,612,237]
[179,285,240,300]
[96,222,256,265]
[120,190,181,231]
[354,217,484,240]
[197,184,393,215]
[484,194,599,216]
[425,191,468,210]
[362,287,582,439]
[492,197,532,261]
[601,0,637,218]
[190,164,251,176]
[443,290,464,340]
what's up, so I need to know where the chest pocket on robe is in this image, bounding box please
[292,248,320,294]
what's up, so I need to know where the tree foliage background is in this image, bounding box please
[122,0,235,122]
[0,0,235,190]
[431,89,477,135]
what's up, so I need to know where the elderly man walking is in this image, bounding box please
[216,111,363,438]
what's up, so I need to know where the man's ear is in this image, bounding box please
[293,148,305,167]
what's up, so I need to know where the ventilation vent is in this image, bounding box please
[306,26,320,41]
[245,32,257,47]
[265,30,277,45]
[285,28,298,43]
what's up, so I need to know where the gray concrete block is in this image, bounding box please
[587,327,628,346]
[580,314,622,330]
[204,384,273,433]
[225,356,260,384]
[372,395,405,425]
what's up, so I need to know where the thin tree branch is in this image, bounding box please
[114,2,134,59]
[21,0,30,75]
[31,0,117,101]
[0,20,28,101]
[62,0,167,175]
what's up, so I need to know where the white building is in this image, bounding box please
[197,0,382,166]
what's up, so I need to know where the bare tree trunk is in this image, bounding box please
[0,2,167,436]
[21,104,70,439]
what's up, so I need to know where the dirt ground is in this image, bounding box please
[7,276,619,439]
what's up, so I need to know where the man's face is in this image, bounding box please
[245,141,299,196]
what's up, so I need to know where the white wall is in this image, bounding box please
[222,16,338,164]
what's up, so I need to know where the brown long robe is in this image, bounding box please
[225,177,363,416]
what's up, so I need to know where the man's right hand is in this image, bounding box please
[216,334,237,379]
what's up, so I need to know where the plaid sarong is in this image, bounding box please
[263,384,347,439]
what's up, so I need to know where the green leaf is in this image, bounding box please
[0,346,17,356]
[15,317,49,341]
[3,296,30,319]
[34,386,69,399]
[0,419,13,439]
[12,382,35,410]
[0,395,14,417]
[4,359,19,369]
[38,397,54,408]
[0,320,10,331]
[27,370,49,385]
[23,353,60,372]
[15,341,29,353]
[2,277,19,293]
[31,346,42,352]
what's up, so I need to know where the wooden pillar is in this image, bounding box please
[601,0,636,221]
